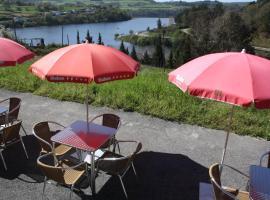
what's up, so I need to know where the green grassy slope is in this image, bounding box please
[0,61,270,140]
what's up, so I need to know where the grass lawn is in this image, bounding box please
[1,61,270,140]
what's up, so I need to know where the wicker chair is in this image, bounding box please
[0,97,28,135]
[37,152,89,200]
[259,151,270,168]
[90,113,121,152]
[96,140,142,198]
[0,97,21,125]
[0,120,28,170]
[209,163,249,200]
[33,121,73,157]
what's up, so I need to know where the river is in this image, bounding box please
[15,18,170,49]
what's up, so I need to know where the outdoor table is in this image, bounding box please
[249,165,270,200]
[0,106,7,115]
[51,120,117,195]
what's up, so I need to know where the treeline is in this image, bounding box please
[0,1,131,28]
[23,7,130,27]
[134,1,270,69]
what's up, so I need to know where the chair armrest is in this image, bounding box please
[210,177,239,199]
[260,151,270,166]
[47,121,66,129]
[90,114,104,123]
[220,164,249,178]
[32,128,53,150]
[0,98,9,104]
[61,161,87,170]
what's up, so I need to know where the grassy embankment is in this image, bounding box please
[0,61,270,140]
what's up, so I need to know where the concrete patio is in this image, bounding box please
[0,89,269,200]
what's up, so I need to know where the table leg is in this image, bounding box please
[91,150,96,195]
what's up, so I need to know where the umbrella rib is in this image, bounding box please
[244,54,255,102]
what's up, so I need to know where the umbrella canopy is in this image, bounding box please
[168,51,270,164]
[29,43,139,84]
[168,51,270,109]
[0,37,34,67]
[29,43,140,123]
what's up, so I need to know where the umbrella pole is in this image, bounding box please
[85,85,89,123]
[221,105,234,165]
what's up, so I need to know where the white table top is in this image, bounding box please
[0,106,7,115]
[250,165,270,200]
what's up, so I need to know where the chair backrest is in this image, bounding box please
[98,142,142,175]
[102,114,121,129]
[33,122,53,152]
[8,97,21,120]
[259,151,270,168]
[209,163,235,200]
[1,120,22,144]
[37,153,66,184]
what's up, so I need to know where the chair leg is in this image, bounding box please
[69,185,74,200]
[21,124,28,136]
[118,175,128,199]
[117,143,121,154]
[42,177,47,200]
[131,162,137,178]
[20,136,29,159]
[0,150,7,171]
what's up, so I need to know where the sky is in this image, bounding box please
[155,0,254,2]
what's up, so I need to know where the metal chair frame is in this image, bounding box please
[0,97,28,135]
[0,120,29,170]
[96,140,142,198]
[209,163,249,200]
[90,113,121,152]
[33,121,66,154]
[259,151,270,168]
[37,152,90,200]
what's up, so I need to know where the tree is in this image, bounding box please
[153,35,165,68]
[119,40,126,53]
[76,30,80,44]
[98,32,104,45]
[167,50,175,68]
[125,47,129,55]
[131,45,138,61]
[85,30,93,43]
[211,12,254,53]
[142,50,151,65]
[157,18,162,29]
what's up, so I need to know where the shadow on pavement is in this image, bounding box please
[96,151,210,200]
[0,135,44,182]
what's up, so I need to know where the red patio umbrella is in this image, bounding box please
[168,50,270,164]
[0,37,34,67]
[29,43,140,122]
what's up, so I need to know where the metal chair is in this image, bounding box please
[96,140,142,198]
[33,121,73,157]
[0,120,28,170]
[37,152,89,200]
[259,151,270,168]
[0,97,20,125]
[209,163,249,200]
[90,113,121,152]
[0,97,28,135]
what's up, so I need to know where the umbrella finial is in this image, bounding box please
[85,39,89,44]
[241,49,246,53]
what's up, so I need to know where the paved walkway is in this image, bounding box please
[0,89,269,200]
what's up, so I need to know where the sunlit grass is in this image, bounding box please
[0,62,270,140]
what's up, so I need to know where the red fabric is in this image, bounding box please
[0,37,34,66]
[168,52,270,109]
[29,44,140,84]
